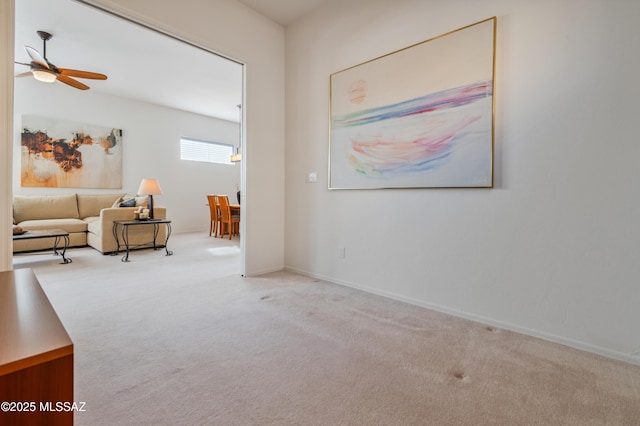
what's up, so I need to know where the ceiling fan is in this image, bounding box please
[15,30,107,90]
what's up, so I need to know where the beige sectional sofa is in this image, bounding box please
[13,193,167,254]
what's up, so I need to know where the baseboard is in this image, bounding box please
[284,266,640,367]
[245,265,285,277]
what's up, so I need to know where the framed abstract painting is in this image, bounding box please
[21,115,123,189]
[329,17,496,189]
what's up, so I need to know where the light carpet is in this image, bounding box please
[13,233,640,425]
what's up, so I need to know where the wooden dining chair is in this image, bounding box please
[206,195,220,237]
[217,195,240,239]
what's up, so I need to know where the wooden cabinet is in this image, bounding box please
[0,269,74,425]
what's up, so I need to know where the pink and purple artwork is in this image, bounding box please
[330,18,496,189]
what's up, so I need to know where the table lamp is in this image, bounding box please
[137,178,162,219]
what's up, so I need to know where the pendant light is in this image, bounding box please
[230,104,242,163]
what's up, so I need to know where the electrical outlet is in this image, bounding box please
[306,172,317,183]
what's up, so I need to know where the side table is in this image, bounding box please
[112,219,173,262]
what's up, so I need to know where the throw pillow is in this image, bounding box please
[119,198,136,207]
[118,194,148,207]
[12,224,25,235]
[133,196,148,207]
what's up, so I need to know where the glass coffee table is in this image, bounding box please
[12,229,72,264]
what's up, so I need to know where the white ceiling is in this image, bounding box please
[14,0,331,122]
[15,0,246,122]
[237,0,329,26]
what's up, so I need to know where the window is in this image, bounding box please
[180,137,234,165]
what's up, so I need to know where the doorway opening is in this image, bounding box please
[13,0,246,275]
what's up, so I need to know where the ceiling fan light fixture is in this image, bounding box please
[32,69,56,83]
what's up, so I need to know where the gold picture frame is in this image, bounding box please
[329,17,496,189]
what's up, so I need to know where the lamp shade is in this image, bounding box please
[137,178,162,196]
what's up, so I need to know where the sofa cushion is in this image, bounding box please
[18,218,88,233]
[77,193,124,218]
[86,218,102,235]
[85,216,104,235]
[83,216,100,225]
[13,194,79,223]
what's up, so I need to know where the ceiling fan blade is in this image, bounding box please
[57,74,90,90]
[15,61,30,67]
[58,68,107,80]
[15,71,32,78]
[24,46,49,69]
